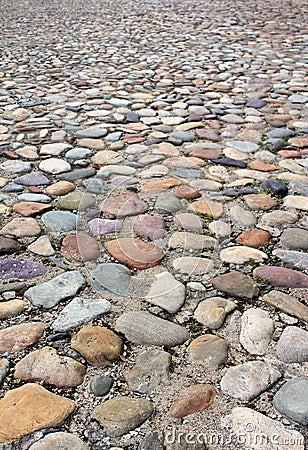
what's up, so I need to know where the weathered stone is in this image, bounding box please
[14,347,86,388]
[221,361,281,401]
[71,326,123,366]
[90,263,132,297]
[274,379,308,425]
[276,326,308,363]
[190,199,224,219]
[225,407,304,450]
[170,385,216,418]
[93,397,153,437]
[0,299,27,319]
[124,349,171,393]
[169,232,217,252]
[236,229,270,248]
[52,297,111,331]
[61,234,99,261]
[144,271,185,313]
[0,217,40,237]
[101,193,148,217]
[272,249,308,272]
[0,260,47,279]
[263,291,308,322]
[240,308,274,355]
[244,194,276,210]
[229,205,256,228]
[211,271,259,299]
[0,384,75,443]
[46,181,76,196]
[12,202,51,216]
[115,311,189,347]
[189,334,229,367]
[89,218,123,235]
[42,211,79,232]
[253,266,308,288]
[0,323,46,353]
[280,228,308,250]
[133,214,165,240]
[57,191,96,211]
[194,297,236,329]
[173,257,214,276]
[25,271,85,308]
[173,213,204,230]
[0,237,20,254]
[220,246,267,264]
[90,376,113,397]
[28,432,89,450]
[28,235,55,256]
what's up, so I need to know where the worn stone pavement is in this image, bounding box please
[0,0,307,448]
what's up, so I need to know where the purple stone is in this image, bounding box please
[186,99,204,106]
[14,172,51,186]
[188,114,202,122]
[0,260,47,279]
[89,218,123,235]
[212,158,247,168]
[195,129,221,142]
[246,99,267,109]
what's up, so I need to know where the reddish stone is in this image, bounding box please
[13,202,51,217]
[195,129,221,142]
[124,134,146,144]
[236,229,271,248]
[173,185,201,199]
[28,186,43,193]
[101,193,148,217]
[289,137,308,148]
[211,271,259,299]
[0,323,46,353]
[105,238,164,270]
[244,194,276,210]
[170,385,216,418]
[184,148,221,160]
[253,266,308,288]
[61,234,99,261]
[248,161,278,171]
[133,215,165,240]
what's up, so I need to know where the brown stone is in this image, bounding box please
[0,217,41,238]
[12,202,51,217]
[0,323,46,353]
[105,237,164,270]
[243,194,276,210]
[140,178,182,193]
[263,291,308,322]
[189,199,224,219]
[124,134,146,144]
[173,185,201,199]
[211,271,259,299]
[132,215,165,240]
[61,234,99,262]
[0,300,27,319]
[71,326,123,366]
[46,181,76,196]
[14,347,86,388]
[248,161,278,171]
[170,385,216,418]
[0,384,75,443]
[189,335,229,367]
[277,150,301,158]
[101,193,148,217]
[253,266,308,288]
[184,148,221,160]
[236,229,271,248]
[77,138,105,149]
[0,236,20,254]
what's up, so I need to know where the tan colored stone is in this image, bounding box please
[289,137,308,148]
[152,142,180,155]
[77,138,105,149]
[0,300,27,319]
[91,150,123,165]
[0,217,41,237]
[189,199,224,218]
[14,347,86,388]
[0,384,75,443]
[189,335,229,367]
[170,385,216,418]
[248,161,278,171]
[12,202,51,217]
[46,181,76,196]
[173,185,201,199]
[194,297,236,329]
[71,326,123,366]
[140,178,182,193]
[101,193,148,217]
[244,194,276,210]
